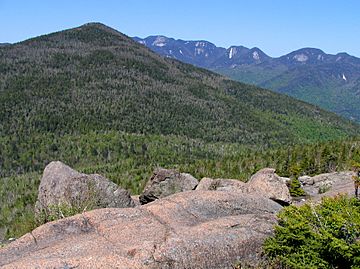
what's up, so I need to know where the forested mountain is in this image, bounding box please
[0,22,359,177]
[135,35,360,122]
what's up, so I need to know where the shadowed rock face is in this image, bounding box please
[35,161,135,218]
[139,168,199,204]
[0,191,281,269]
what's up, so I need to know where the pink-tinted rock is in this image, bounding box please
[196,169,291,206]
[247,168,291,205]
[131,195,141,206]
[0,191,281,269]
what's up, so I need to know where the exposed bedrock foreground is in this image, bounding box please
[0,190,281,269]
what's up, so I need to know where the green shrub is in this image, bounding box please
[318,184,331,194]
[36,203,88,223]
[288,178,306,197]
[36,180,101,224]
[264,195,360,268]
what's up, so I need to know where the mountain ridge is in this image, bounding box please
[133,35,360,67]
[134,35,360,122]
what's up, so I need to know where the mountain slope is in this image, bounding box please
[135,36,360,122]
[0,23,359,176]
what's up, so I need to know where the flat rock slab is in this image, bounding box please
[0,191,281,269]
[300,171,356,203]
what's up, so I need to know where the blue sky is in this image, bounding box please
[1,0,359,57]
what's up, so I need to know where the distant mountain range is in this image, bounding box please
[134,36,360,122]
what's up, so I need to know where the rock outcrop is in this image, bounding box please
[247,168,291,205]
[299,171,355,201]
[35,161,135,218]
[195,177,246,192]
[196,168,291,205]
[131,195,141,206]
[0,190,281,269]
[139,168,198,204]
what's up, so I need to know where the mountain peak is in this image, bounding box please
[249,47,269,60]
[76,22,126,38]
[292,47,326,55]
[151,36,167,47]
[18,22,131,48]
[336,52,350,58]
[81,22,108,28]
[279,47,328,64]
